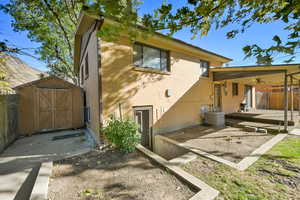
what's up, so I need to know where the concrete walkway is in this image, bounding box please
[0,129,94,200]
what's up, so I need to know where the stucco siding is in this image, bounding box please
[100,36,220,134]
[220,81,255,113]
[80,30,100,139]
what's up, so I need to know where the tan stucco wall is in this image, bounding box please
[79,30,100,140]
[218,81,255,113]
[100,36,223,134]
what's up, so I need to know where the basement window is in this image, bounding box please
[133,43,170,72]
[232,83,239,96]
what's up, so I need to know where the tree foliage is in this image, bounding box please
[141,0,300,64]
[1,0,82,82]
[2,0,298,71]
[0,0,142,82]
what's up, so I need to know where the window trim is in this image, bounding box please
[133,42,170,72]
[200,60,210,77]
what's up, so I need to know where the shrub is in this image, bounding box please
[102,119,140,153]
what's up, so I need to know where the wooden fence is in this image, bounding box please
[0,94,18,153]
[256,91,300,110]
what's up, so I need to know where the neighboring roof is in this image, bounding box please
[14,75,78,89]
[74,11,232,73]
[0,53,46,88]
[211,64,300,84]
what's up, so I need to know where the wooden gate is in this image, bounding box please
[37,88,72,132]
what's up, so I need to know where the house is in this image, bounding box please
[74,11,300,147]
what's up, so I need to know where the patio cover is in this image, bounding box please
[210,64,300,131]
[211,64,300,84]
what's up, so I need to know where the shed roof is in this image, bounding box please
[14,75,79,90]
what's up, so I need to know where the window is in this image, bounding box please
[232,83,239,96]
[84,107,91,123]
[80,64,84,85]
[200,60,210,77]
[85,53,89,79]
[133,43,170,72]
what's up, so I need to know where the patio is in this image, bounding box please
[225,109,300,133]
[165,125,275,163]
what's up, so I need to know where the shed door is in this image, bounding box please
[38,88,73,132]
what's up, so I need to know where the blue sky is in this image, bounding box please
[0,0,299,72]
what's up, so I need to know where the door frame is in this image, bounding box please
[244,85,253,108]
[133,105,153,149]
[37,88,72,132]
[214,84,222,112]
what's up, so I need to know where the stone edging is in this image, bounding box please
[136,144,219,200]
[160,134,288,171]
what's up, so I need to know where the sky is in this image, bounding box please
[0,0,299,72]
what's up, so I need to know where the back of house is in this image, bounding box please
[74,12,257,148]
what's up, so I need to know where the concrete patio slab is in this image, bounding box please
[0,129,94,200]
[290,128,300,136]
[161,132,288,171]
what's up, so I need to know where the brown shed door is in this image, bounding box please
[38,88,73,132]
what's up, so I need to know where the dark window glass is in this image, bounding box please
[81,64,84,84]
[232,83,239,96]
[85,53,89,79]
[133,43,143,66]
[200,60,210,77]
[133,43,170,72]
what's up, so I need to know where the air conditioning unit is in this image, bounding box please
[204,112,225,127]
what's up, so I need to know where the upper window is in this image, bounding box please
[232,83,239,96]
[200,60,210,77]
[133,43,170,72]
[85,53,89,80]
[80,64,84,85]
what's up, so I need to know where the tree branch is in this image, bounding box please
[42,0,73,58]
[63,0,77,26]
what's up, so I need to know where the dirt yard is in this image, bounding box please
[182,136,300,200]
[166,125,275,163]
[48,148,194,200]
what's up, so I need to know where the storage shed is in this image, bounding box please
[15,76,84,136]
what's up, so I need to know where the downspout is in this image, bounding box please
[290,76,294,121]
[284,70,288,132]
[96,16,105,138]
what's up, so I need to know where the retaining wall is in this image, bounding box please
[154,135,188,160]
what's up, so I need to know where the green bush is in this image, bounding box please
[102,119,140,153]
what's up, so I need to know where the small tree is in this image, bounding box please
[102,119,140,153]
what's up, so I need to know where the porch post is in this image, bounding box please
[284,71,288,131]
[299,80,300,115]
[290,76,294,121]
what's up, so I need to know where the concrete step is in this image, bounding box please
[0,162,52,200]
[0,164,40,200]
[225,113,295,126]
[30,162,52,200]
[225,119,289,133]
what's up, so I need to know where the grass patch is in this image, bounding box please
[182,136,300,200]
